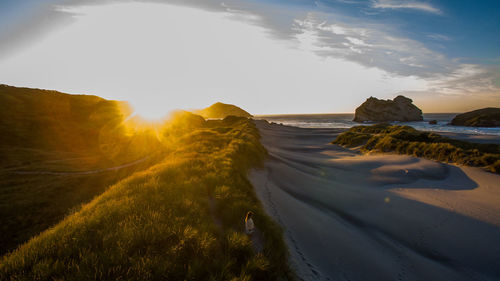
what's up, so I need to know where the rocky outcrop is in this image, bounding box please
[451,108,500,127]
[353,95,423,122]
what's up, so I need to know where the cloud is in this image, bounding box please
[426,33,451,41]
[429,64,499,95]
[0,0,498,112]
[294,14,453,77]
[0,0,242,60]
[0,2,430,115]
[332,0,363,4]
[371,0,442,14]
[291,12,500,107]
[401,64,500,112]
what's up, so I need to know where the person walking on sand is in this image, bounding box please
[245,211,255,235]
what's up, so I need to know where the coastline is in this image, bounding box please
[249,120,500,281]
[254,113,500,138]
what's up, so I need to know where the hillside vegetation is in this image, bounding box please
[0,84,161,167]
[450,107,500,127]
[0,114,292,280]
[332,123,500,173]
[193,102,253,119]
[0,85,166,255]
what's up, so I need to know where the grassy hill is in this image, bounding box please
[0,116,292,280]
[450,107,500,127]
[332,123,500,173]
[193,102,253,119]
[0,84,163,166]
[0,85,165,255]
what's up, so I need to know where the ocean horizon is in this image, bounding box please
[255,113,500,136]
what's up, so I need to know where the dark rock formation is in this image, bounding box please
[451,108,500,127]
[353,95,423,122]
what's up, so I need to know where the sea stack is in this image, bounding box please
[450,108,500,127]
[353,95,423,122]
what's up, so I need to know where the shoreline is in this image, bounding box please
[257,119,500,144]
[249,120,500,281]
[253,114,500,140]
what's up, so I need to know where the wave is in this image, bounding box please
[255,113,500,136]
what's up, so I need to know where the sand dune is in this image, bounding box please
[249,121,500,281]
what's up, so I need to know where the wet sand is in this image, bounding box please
[437,131,500,144]
[249,121,500,281]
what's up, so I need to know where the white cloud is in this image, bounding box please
[429,64,498,94]
[293,15,452,76]
[0,0,498,113]
[292,13,500,110]
[426,33,451,41]
[0,2,429,117]
[372,0,442,14]
[400,64,500,112]
[317,22,347,35]
[346,37,371,46]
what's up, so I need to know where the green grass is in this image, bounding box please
[0,116,292,280]
[332,123,500,173]
[0,85,165,255]
[0,157,162,256]
[0,84,163,165]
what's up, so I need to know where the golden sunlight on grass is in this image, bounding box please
[0,116,292,280]
[0,85,167,255]
[0,85,292,280]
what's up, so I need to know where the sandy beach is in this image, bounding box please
[249,120,500,281]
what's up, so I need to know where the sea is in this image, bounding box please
[254,113,500,136]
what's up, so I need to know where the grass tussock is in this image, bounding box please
[0,157,161,256]
[0,116,292,280]
[332,123,500,173]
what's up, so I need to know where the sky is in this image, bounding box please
[0,0,499,117]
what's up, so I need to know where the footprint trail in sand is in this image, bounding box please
[249,121,500,281]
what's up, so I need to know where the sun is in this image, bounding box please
[126,97,182,121]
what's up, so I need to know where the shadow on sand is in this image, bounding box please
[250,120,500,281]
